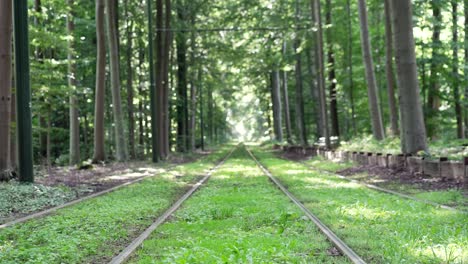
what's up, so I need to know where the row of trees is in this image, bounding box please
[0,0,467,181]
[267,0,466,154]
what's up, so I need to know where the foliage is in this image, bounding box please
[0,182,77,223]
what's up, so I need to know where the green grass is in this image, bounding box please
[0,147,231,264]
[0,182,78,223]
[304,156,355,172]
[129,147,350,263]
[303,156,468,211]
[254,147,468,264]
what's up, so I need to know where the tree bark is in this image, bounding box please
[67,0,80,165]
[271,70,283,142]
[325,0,339,138]
[384,0,399,136]
[346,0,356,135]
[357,0,385,140]
[294,1,307,146]
[306,46,322,139]
[125,0,136,158]
[106,0,128,161]
[93,0,106,162]
[452,1,464,139]
[0,0,12,177]
[465,0,468,138]
[390,0,428,154]
[176,2,188,152]
[427,0,442,138]
[311,0,330,148]
[281,42,293,144]
[10,87,16,170]
[189,23,197,151]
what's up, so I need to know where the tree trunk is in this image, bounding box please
[294,1,307,146]
[306,47,322,139]
[325,0,339,138]
[10,86,16,170]
[390,0,428,154]
[125,1,136,158]
[93,0,106,162]
[67,0,80,165]
[384,0,399,136]
[176,3,188,152]
[106,0,128,161]
[311,0,330,148]
[198,67,204,150]
[346,0,356,135]
[0,0,12,177]
[271,70,283,142]
[427,0,442,138]
[189,23,197,152]
[452,1,464,139]
[357,0,385,140]
[281,42,293,144]
[465,0,468,138]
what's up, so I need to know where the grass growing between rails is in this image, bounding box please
[253,147,468,263]
[306,157,468,211]
[0,146,232,264]
[129,146,350,263]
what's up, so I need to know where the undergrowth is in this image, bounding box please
[0,146,231,264]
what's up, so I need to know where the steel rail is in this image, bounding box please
[299,160,466,213]
[108,145,238,264]
[0,150,221,229]
[245,147,367,264]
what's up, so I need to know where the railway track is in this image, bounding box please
[245,147,366,264]
[109,145,238,264]
[111,145,365,264]
[0,149,225,230]
[297,159,465,213]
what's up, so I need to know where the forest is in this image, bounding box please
[0,0,467,263]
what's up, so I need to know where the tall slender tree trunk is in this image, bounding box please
[106,0,128,161]
[93,0,106,162]
[0,0,12,177]
[311,0,330,148]
[155,0,164,159]
[306,47,322,139]
[346,0,356,135]
[384,0,399,136]
[452,1,464,139]
[67,0,80,165]
[389,0,428,154]
[465,0,468,137]
[271,70,283,142]
[357,0,385,140]
[295,1,307,146]
[325,0,339,137]
[198,66,204,150]
[281,42,293,144]
[10,86,16,170]
[125,1,136,158]
[189,22,197,151]
[427,0,442,138]
[176,2,188,152]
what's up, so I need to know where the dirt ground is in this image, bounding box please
[278,149,466,192]
[35,151,210,196]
